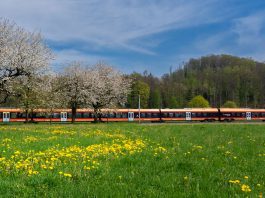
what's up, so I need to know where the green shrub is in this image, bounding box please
[222,101,237,108]
[188,95,210,108]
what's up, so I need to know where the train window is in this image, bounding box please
[67,113,72,118]
[83,113,90,118]
[208,113,216,117]
[134,112,139,118]
[191,113,196,117]
[168,113,174,118]
[152,113,159,118]
[140,113,146,118]
[53,113,60,118]
[222,113,231,117]
[35,113,48,118]
[122,113,127,118]
[10,113,17,119]
[76,113,82,118]
[115,113,121,118]
[175,113,185,118]
[196,113,202,117]
[108,113,114,118]
[262,113,265,117]
[162,113,168,118]
[100,113,106,118]
[145,113,150,118]
[252,113,259,117]
[16,113,26,118]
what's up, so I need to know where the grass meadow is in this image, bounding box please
[0,122,264,197]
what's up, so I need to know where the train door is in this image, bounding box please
[186,112,191,121]
[60,112,67,122]
[128,112,134,121]
[3,112,10,122]
[246,112,251,121]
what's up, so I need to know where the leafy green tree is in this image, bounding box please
[168,96,178,108]
[127,80,150,108]
[188,95,210,108]
[149,88,161,108]
[222,101,237,108]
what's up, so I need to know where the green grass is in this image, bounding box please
[0,123,264,197]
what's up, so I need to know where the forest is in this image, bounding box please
[127,54,265,109]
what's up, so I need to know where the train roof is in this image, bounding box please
[219,108,265,112]
[0,108,264,113]
[161,108,218,112]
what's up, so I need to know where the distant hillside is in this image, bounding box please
[127,54,265,108]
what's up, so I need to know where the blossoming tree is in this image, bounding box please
[0,19,53,103]
[86,63,132,122]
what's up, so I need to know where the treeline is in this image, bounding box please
[127,55,265,108]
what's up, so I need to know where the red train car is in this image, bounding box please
[219,108,265,121]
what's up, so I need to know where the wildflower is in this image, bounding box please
[241,184,251,192]
[184,176,188,180]
[244,176,248,179]
[229,180,240,184]
[63,173,72,178]
[257,184,261,187]
[0,157,6,161]
[59,171,63,175]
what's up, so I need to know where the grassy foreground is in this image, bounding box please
[0,123,264,197]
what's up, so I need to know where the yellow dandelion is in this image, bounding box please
[229,180,240,184]
[241,184,251,192]
[63,173,72,178]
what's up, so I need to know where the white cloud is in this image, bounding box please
[233,11,265,47]
[52,49,111,69]
[0,0,226,56]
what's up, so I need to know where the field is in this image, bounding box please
[0,123,264,197]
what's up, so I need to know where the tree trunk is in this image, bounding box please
[30,109,34,122]
[93,108,99,123]
[71,103,77,123]
[25,109,29,123]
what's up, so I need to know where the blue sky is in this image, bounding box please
[0,0,265,76]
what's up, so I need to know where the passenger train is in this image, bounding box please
[0,108,265,122]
